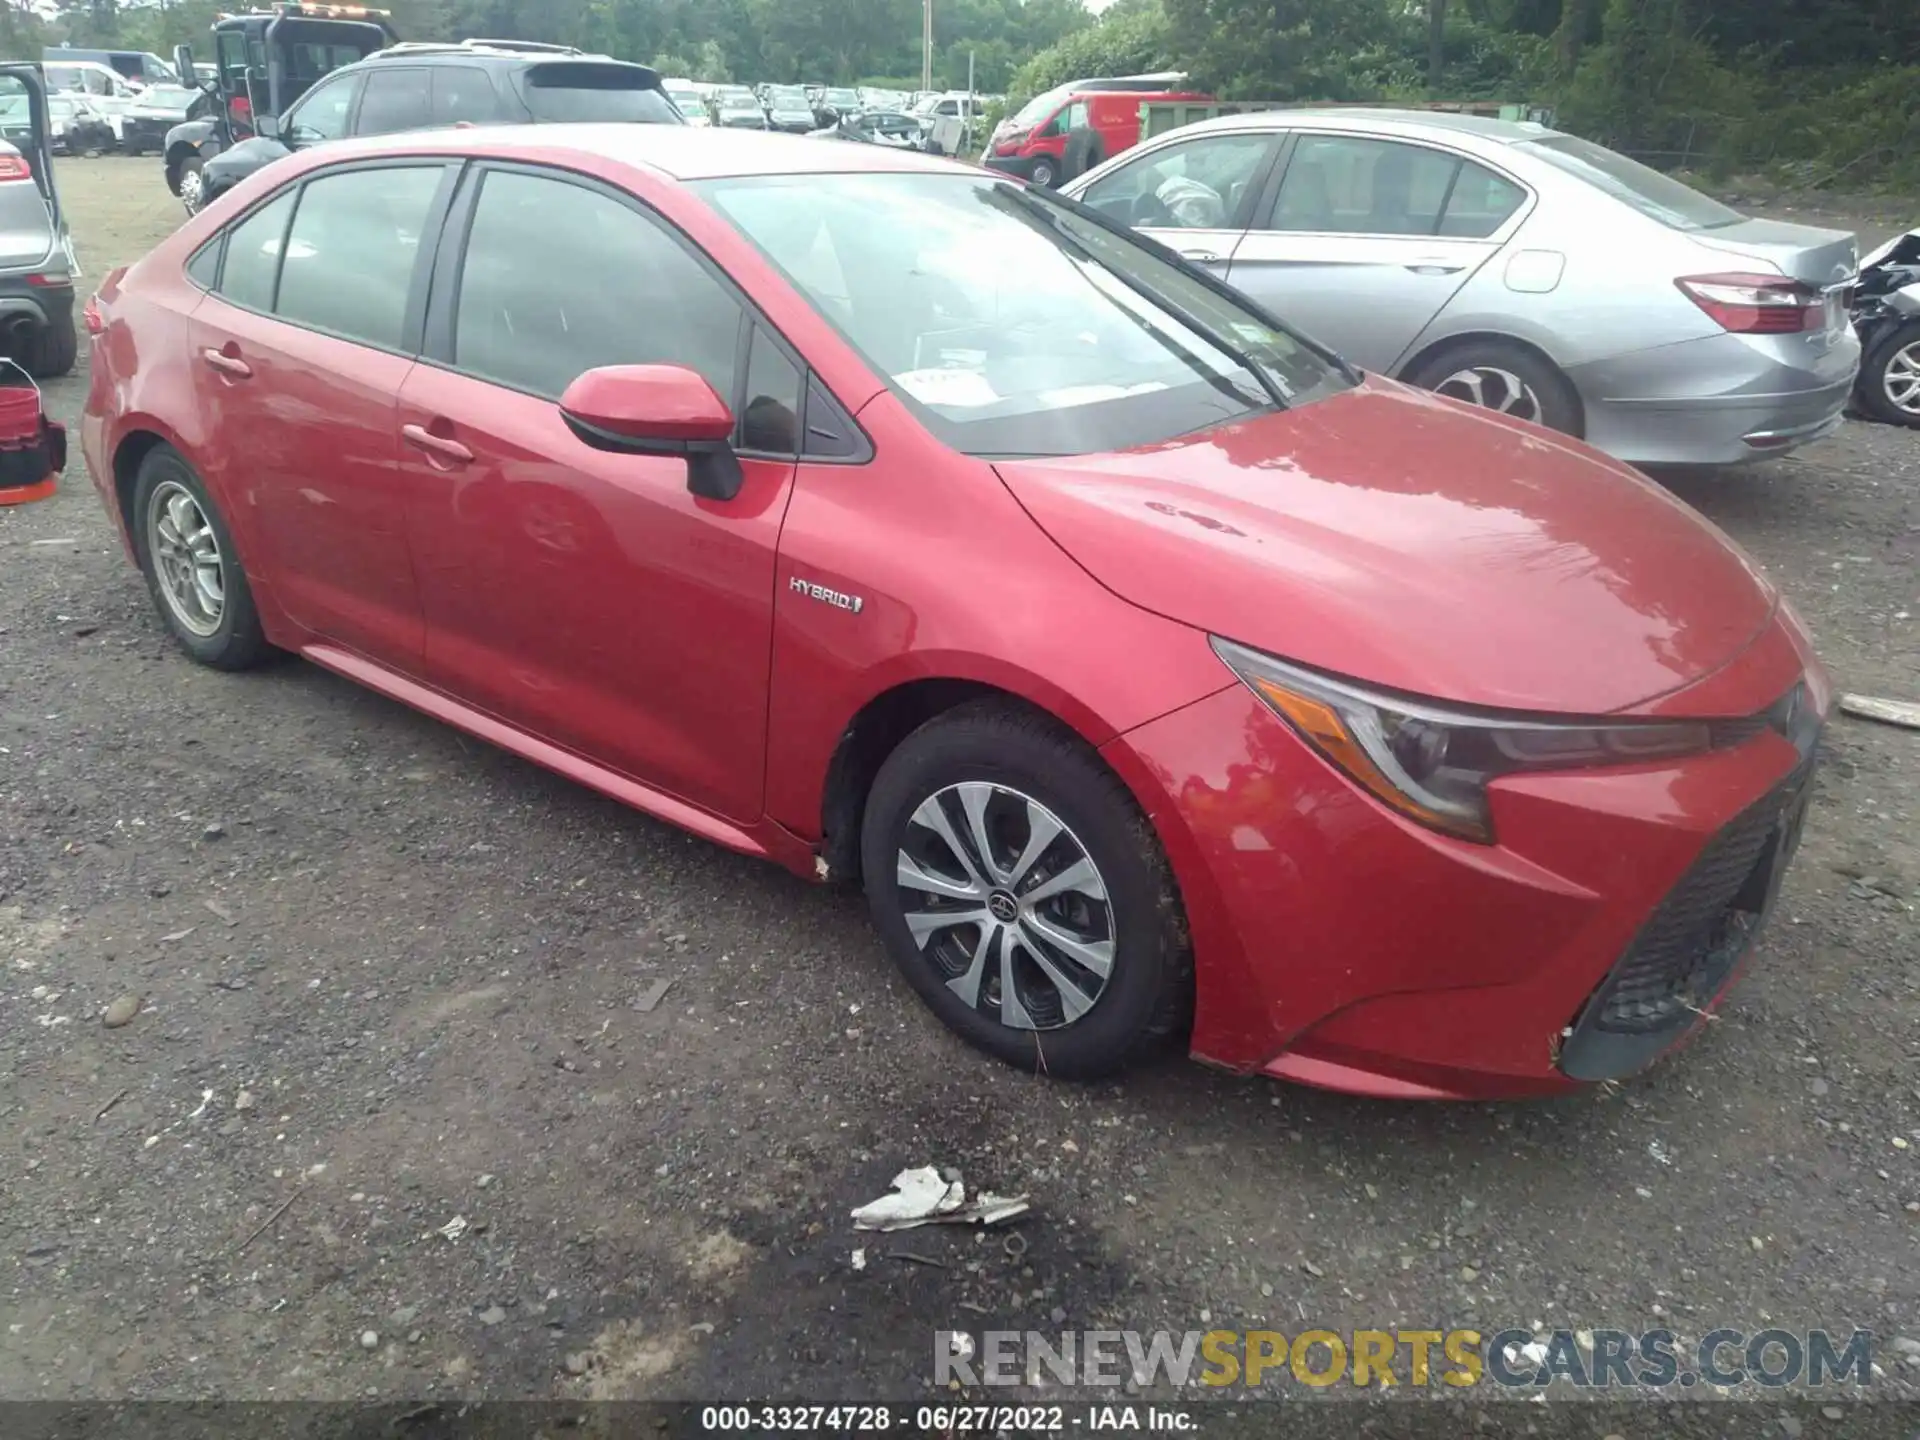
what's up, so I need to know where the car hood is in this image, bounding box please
[204,135,291,178]
[993,382,1779,716]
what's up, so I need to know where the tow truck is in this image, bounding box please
[163,2,395,214]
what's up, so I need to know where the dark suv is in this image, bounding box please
[194,40,681,211]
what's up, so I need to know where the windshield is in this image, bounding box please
[1520,134,1744,232]
[698,172,1350,457]
[766,86,808,109]
[138,85,198,108]
[521,64,680,123]
[825,88,859,107]
[1011,87,1070,127]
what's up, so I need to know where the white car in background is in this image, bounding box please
[42,59,138,145]
[662,77,710,126]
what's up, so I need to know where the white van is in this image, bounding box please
[41,60,138,144]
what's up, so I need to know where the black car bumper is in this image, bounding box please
[122,117,177,153]
[983,153,1040,180]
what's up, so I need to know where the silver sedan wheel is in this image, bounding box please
[1883,340,1920,416]
[1434,365,1543,423]
[147,481,225,637]
[894,782,1115,1031]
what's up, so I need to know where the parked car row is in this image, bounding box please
[656,79,993,156]
[83,124,1842,1101]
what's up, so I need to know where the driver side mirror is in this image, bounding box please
[253,113,280,141]
[174,44,202,90]
[559,365,744,502]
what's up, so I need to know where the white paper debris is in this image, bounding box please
[850,1166,1031,1232]
[438,1215,470,1241]
[851,1247,867,1272]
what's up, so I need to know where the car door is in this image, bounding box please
[395,164,801,823]
[351,66,431,137]
[0,65,65,270]
[1074,129,1281,280]
[187,160,455,667]
[1225,132,1523,370]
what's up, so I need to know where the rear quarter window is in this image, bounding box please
[518,64,680,124]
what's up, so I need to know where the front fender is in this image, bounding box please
[164,118,217,151]
[202,137,292,199]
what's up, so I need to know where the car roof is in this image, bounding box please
[1165,106,1556,147]
[307,121,976,180]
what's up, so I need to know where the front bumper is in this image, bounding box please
[1571,327,1861,466]
[1101,612,1828,1099]
[983,153,1041,181]
[121,117,175,152]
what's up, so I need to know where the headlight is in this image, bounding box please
[1212,637,1731,843]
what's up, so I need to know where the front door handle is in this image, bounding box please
[1179,248,1221,264]
[1405,260,1466,275]
[201,346,251,378]
[402,422,473,465]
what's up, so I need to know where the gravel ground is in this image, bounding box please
[2,157,1917,1418]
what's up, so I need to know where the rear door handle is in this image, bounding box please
[201,346,251,378]
[1179,248,1221,264]
[402,422,473,465]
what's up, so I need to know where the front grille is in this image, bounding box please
[1595,795,1786,1032]
[1559,752,1815,1078]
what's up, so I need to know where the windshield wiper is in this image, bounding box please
[1000,189,1291,412]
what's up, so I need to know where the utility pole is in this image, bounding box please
[922,0,932,92]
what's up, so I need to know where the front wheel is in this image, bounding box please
[1403,339,1581,436]
[177,155,206,215]
[861,702,1192,1079]
[1857,318,1920,428]
[1028,157,1057,188]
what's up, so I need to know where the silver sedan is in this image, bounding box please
[1063,109,1860,466]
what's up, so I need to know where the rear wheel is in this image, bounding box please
[861,702,1191,1079]
[132,446,270,671]
[1857,319,1920,428]
[1403,339,1581,436]
[21,311,77,379]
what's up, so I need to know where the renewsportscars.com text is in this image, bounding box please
[934,1327,1875,1391]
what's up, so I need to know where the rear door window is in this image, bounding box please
[1439,161,1527,238]
[518,64,679,123]
[273,165,445,349]
[1263,135,1461,236]
[217,189,297,312]
[430,66,500,125]
[354,67,431,136]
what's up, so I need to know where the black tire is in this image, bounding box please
[1855,318,1920,428]
[861,701,1192,1079]
[1403,338,1582,436]
[131,446,271,671]
[1028,156,1058,189]
[21,310,77,378]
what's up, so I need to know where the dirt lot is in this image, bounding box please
[3,155,1918,1417]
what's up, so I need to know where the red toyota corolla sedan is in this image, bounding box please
[82,126,1827,1099]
